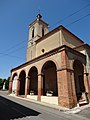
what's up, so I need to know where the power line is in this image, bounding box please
[3,4,90,54]
[26,14,90,51]
[3,39,26,53]
[27,14,90,50]
[50,4,90,28]
[1,4,90,59]
[0,40,27,60]
[4,4,89,54]
[66,14,90,27]
[1,13,89,59]
[0,52,25,60]
[7,45,27,54]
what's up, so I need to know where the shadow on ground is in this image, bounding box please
[0,96,40,120]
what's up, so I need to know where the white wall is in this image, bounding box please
[12,76,18,94]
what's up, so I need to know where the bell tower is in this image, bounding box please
[26,13,49,62]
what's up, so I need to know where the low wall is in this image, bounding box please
[41,96,58,105]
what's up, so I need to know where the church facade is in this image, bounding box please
[9,14,90,108]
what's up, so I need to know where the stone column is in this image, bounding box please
[25,76,30,98]
[37,74,43,101]
[57,70,61,105]
[57,48,77,108]
[16,78,20,96]
[9,80,13,94]
[84,72,90,102]
[70,70,77,106]
[61,48,69,69]
[57,69,77,108]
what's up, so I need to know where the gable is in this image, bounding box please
[61,29,84,48]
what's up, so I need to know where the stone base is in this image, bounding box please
[41,96,58,105]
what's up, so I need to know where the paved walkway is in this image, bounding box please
[9,93,90,114]
[1,91,90,120]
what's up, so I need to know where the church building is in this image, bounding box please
[9,13,90,108]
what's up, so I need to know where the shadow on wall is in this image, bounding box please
[0,96,41,120]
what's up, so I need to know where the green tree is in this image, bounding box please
[0,79,3,89]
[0,78,4,90]
[5,77,10,90]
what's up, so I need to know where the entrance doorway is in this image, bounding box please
[12,73,18,94]
[19,70,26,95]
[28,66,38,95]
[73,60,85,101]
[41,61,58,96]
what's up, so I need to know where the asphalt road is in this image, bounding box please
[76,107,90,119]
[0,91,90,120]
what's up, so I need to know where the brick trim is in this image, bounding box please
[84,73,89,76]
[11,45,85,72]
[26,76,30,79]
[57,68,74,72]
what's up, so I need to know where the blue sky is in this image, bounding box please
[0,0,90,79]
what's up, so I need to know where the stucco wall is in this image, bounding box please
[86,49,90,81]
[68,50,86,70]
[36,31,62,57]
[26,20,49,62]
[26,44,36,61]
[75,46,90,82]
[11,51,62,79]
[62,30,83,48]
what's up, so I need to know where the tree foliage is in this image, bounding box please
[5,77,10,90]
[0,77,10,90]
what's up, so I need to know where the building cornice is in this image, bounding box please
[29,19,49,28]
[36,25,84,44]
[74,43,90,50]
[11,45,85,72]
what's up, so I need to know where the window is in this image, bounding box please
[41,49,45,53]
[42,28,44,37]
[32,29,34,38]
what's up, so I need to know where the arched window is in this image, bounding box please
[32,29,34,38]
[42,28,44,37]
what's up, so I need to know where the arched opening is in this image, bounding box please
[42,28,44,37]
[12,73,18,94]
[32,29,34,38]
[19,70,26,95]
[41,61,58,96]
[28,66,38,95]
[73,60,85,101]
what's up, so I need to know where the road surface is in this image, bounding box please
[0,91,90,120]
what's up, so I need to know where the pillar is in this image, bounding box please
[16,78,20,96]
[9,80,13,94]
[84,72,90,102]
[70,70,77,106]
[25,76,30,98]
[57,69,77,108]
[37,74,43,101]
[57,48,77,108]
